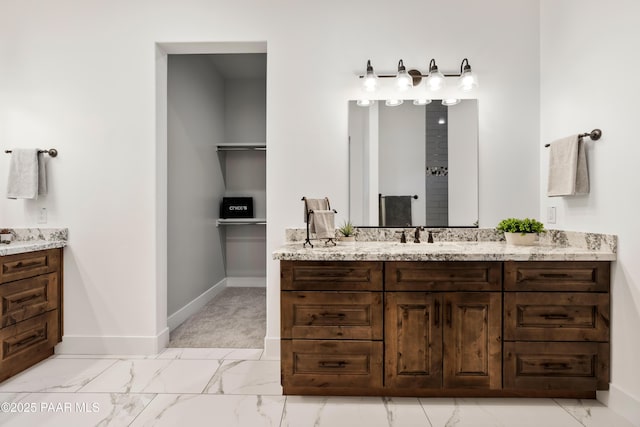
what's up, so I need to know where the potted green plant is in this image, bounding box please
[496,218,545,246]
[338,220,356,243]
[0,228,13,243]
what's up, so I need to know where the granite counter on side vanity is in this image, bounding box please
[274,228,616,398]
[0,228,68,256]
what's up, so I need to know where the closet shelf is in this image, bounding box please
[216,218,267,227]
[216,143,266,152]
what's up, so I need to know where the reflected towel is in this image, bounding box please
[6,149,47,199]
[311,210,335,239]
[382,196,412,226]
[304,198,329,232]
[547,135,589,197]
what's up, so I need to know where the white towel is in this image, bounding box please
[547,135,589,197]
[6,149,47,199]
[311,210,335,239]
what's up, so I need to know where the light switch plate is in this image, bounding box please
[547,206,556,224]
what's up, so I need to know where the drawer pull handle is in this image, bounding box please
[446,302,452,327]
[318,361,347,368]
[320,312,346,319]
[542,314,570,320]
[541,362,569,370]
[434,300,440,327]
[12,261,42,270]
[14,293,42,305]
[540,273,570,278]
[12,332,43,348]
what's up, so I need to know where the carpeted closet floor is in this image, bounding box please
[168,287,266,348]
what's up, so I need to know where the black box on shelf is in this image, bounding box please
[220,197,254,218]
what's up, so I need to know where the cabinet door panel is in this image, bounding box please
[385,293,442,388]
[443,292,501,389]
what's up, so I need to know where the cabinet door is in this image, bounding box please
[385,292,442,388]
[443,292,501,389]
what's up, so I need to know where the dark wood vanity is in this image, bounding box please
[280,259,610,398]
[0,248,64,382]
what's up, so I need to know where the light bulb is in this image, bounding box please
[362,60,378,92]
[413,99,432,106]
[441,98,461,106]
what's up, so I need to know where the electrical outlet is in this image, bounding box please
[547,206,556,224]
[38,207,47,224]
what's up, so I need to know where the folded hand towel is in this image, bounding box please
[304,198,329,232]
[547,135,589,197]
[7,149,47,199]
[311,210,335,239]
[381,195,413,226]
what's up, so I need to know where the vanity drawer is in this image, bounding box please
[504,261,609,292]
[385,261,501,291]
[281,339,383,389]
[0,310,59,382]
[0,273,59,328]
[504,292,609,341]
[281,291,382,340]
[281,261,383,291]
[504,342,609,390]
[0,249,60,284]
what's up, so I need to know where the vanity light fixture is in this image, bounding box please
[395,59,413,91]
[385,99,404,107]
[356,99,376,107]
[438,117,446,124]
[441,98,461,106]
[413,99,432,106]
[458,58,478,92]
[362,60,379,92]
[425,59,446,91]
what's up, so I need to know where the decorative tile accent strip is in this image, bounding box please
[426,166,448,176]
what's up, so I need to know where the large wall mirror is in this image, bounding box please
[349,99,478,227]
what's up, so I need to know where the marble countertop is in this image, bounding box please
[0,228,68,256]
[273,240,616,262]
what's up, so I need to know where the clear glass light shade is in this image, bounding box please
[458,70,478,92]
[425,70,445,91]
[356,99,375,107]
[441,98,461,106]
[385,99,404,107]
[413,99,432,106]
[362,73,378,92]
[395,69,413,91]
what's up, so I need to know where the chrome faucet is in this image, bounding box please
[413,226,424,243]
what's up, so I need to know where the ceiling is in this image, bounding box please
[207,53,266,79]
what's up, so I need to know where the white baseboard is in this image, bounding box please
[598,384,640,426]
[167,278,227,331]
[263,336,280,360]
[55,327,170,356]
[226,276,266,287]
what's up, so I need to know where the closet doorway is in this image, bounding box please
[165,50,267,349]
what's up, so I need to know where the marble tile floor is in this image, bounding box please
[0,348,634,427]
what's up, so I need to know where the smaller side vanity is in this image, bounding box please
[0,229,67,382]
[275,228,616,399]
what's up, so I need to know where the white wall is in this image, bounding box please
[448,99,479,225]
[0,1,541,357]
[540,1,640,423]
[166,55,226,316]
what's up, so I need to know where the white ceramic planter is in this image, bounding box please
[504,232,537,246]
[340,236,356,244]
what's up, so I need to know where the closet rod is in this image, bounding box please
[544,129,602,147]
